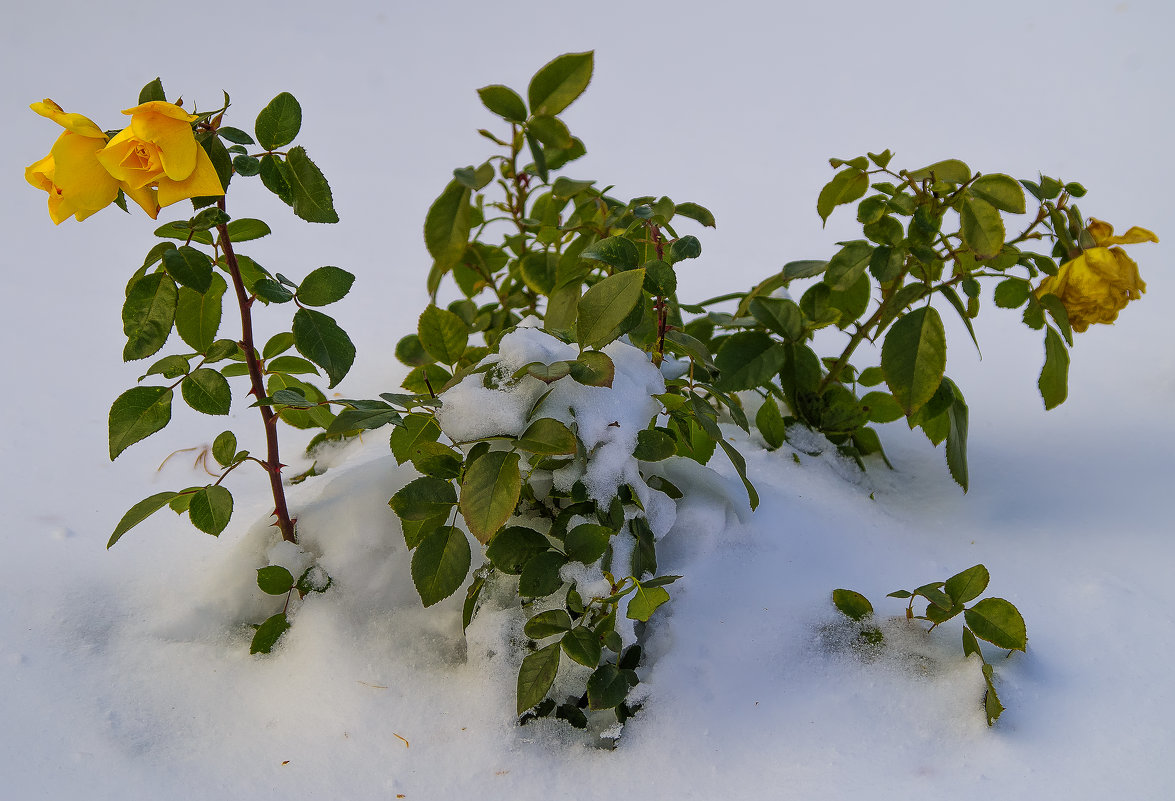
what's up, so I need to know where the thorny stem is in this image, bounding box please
[216,197,297,544]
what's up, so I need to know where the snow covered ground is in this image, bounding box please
[2,1,1173,798]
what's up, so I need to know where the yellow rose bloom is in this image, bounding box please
[1036,218,1158,332]
[25,99,121,224]
[96,101,224,212]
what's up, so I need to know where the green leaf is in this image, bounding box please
[293,308,354,388]
[824,241,874,292]
[285,146,338,224]
[486,526,550,574]
[255,92,302,150]
[568,351,615,388]
[517,418,577,455]
[406,441,463,479]
[715,331,788,391]
[576,269,646,349]
[122,273,178,361]
[994,278,1031,309]
[259,154,293,206]
[108,491,180,548]
[257,565,295,595]
[643,259,677,296]
[983,663,1005,726]
[174,273,226,353]
[861,391,903,424]
[881,306,947,416]
[748,297,803,341]
[327,406,401,435]
[960,196,1006,259]
[945,381,969,491]
[580,236,639,271]
[971,173,1026,214]
[142,354,190,381]
[525,609,573,639]
[783,260,829,280]
[517,642,561,714]
[411,526,472,607]
[212,431,237,467]
[417,305,468,366]
[945,564,990,606]
[389,476,457,522]
[565,523,611,564]
[219,126,255,145]
[477,84,528,123]
[626,582,670,622]
[907,159,971,184]
[669,235,702,262]
[1038,293,1074,346]
[964,598,1027,651]
[395,334,432,367]
[138,78,165,104]
[109,386,173,460]
[561,627,602,668]
[250,612,290,655]
[162,246,213,292]
[525,131,548,183]
[755,398,787,449]
[586,663,629,710]
[832,589,874,621]
[460,451,521,544]
[225,218,271,243]
[817,168,868,224]
[266,355,319,375]
[518,551,567,597]
[424,180,471,271]
[1038,326,1069,410]
[528,115,573,149]
[188,485,233,536]
[181,368,231,415]
[674,201,716,228]
[633,428,675,461]
[390,413,443,464]
[528,51,594,117]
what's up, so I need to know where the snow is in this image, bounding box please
[3,0,1174,798]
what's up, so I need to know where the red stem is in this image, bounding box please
[216,198,297,543]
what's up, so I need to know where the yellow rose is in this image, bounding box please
[26,99,164,222]
[96,100,224,212]
[1036,218,1158,332]
[25,99,123,224]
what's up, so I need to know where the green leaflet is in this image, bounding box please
[411,526,472,607]
[459,451,521,544]
[576,269,645,349]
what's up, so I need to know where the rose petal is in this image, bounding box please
[97,128,163,189]
[52,131,119,211]
[121,101,199,123]
[156,145,224,207]
[122,183,161,220]
[30,99,107,139]
[130,109,197,181]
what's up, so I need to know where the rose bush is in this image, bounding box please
[1036,218,1158,332]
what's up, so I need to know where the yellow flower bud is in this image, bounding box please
[1036,218,1158,332]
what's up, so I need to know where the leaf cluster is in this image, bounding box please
[833,563,1027,725]
[688,153,1088,490]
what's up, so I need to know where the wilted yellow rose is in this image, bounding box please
[1036,218,1158,332]
[96,101,224,212]
[25,99,122,224]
